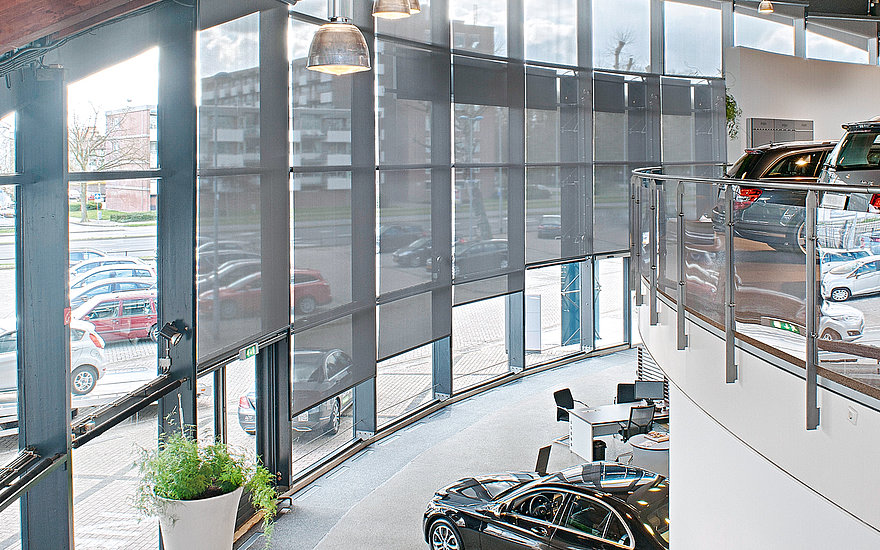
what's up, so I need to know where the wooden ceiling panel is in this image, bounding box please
[0,0,158,55]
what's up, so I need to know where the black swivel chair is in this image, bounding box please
[554,388,588,422]
[615,383,636,404]
[619,405,656,442]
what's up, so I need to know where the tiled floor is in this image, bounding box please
[260,348,638,550]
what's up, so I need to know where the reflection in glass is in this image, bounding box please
[291,19,353,168]
[197,371,215,443]
[524,0,577,66]
[377,344,433,427]
[449,0,507,56]
[734,10,794,56]
[453,295,509,391]
[226,357,257,459]
[664,1,722,77]
[379,170,432,295]
[67,48,159,174]
[595,257,625,349]
[526,166,584,264]
[376,0,433,43]
[292,389,354,475]
[593,165,629,253]
[292,171,352,320]
[453,168,508,280]
[292,317,355,415]
[594,73,658,163]
[525,264,583,366]
[592,0,650,71]
[378,293,435,360]
[377,41,433,166]
[0,112,14,175]
[72,413,159,549]
[454,105,509,165]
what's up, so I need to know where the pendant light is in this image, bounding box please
[372,0,412,19]
[409,0,421,14]
[757,1,774,14]
[307,0,371,75]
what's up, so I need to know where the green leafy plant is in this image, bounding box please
[135,430,277,539]
[726,91,742,140]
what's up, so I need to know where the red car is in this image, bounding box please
[73,290,159,342]
[198,268,332,319]
[292,268,332,314]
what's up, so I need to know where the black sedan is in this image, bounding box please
[710,140,835,252]
[424,462,669,550]
[393,237,431,266]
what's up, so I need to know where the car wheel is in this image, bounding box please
[296,296,317,315]
[795,221,807,254]
[71,365,98,396]
[429,518,463,550]
[820,328,842,341]
[328,399,341,435]
[830,287,851,302]
[148,324,158,342]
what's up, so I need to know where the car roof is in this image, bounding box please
[842,116,880,131]
[744,140,837,154]
[72,263,154,282]
[72,276,156,293]
[73,289,157,314]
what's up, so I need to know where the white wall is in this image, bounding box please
[725,47,880,160]
[639,294,880,548]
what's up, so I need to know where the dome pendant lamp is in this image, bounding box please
[757,1,774,14]
[372,0,413,19]
[307,0,371,75]
[408,0,421,14]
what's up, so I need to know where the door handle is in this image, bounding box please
[530,525,548,537]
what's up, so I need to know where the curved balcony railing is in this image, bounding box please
[631,165,880,429]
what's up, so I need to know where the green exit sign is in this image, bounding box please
[239,343,259,361]
[770,320,803,335]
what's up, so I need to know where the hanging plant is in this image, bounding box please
[726,91,742,140]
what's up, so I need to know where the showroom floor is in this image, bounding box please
[258,348,638,550]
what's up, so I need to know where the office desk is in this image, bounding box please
[568,402,669,462]
[629,433,669,477]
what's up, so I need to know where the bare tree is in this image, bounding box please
[68,106,148,222]
[0,117,13,175]
[608,29,638,72]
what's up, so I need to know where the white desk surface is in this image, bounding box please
[569,402,668,426]
[629,433,670,451]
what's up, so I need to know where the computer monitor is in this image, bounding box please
[634,380,665,402]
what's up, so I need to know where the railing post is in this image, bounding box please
[805,190,820,430]
[632,175,643,307]
[676,181,688,350]
[724,185,737,383]
[649,178,659,325]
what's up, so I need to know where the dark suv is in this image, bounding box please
[711,140,837,252]
[819,117,880,212]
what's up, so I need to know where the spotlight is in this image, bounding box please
[757,1,773,14]
[158,322,184,347]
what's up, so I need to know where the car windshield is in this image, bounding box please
[726,151,763,179]
[829,260,860,275]
[833,131,880,170]
[628,483,670,546]
[404,237,429,249]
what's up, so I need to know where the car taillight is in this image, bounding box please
[870,194,880,211]
[239,396,252,409]
[733,187,762,210]
[88,333,104,349]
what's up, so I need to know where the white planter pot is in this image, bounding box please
[159,486,243,550]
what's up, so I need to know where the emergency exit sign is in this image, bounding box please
[239,343,259,361]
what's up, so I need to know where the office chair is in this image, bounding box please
[619,405,655,442]
[535,445,552,476]
[615,383,636,404]
[554,388,588,423]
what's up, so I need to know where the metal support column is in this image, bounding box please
[353,378,377,440]
[582,259,596,352]
[156,0,198,436]
[649,179,659,325]
[633,176,643,307]
[213,369,226,443]
[676,181,688,349]
[506,292,525,373]
[432,337,452,400]
[256,341,292,485]
[724,185,737,383]
[15,65,73,550]
[622,257,631,347]
[805,191,820,430]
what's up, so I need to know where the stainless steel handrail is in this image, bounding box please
[631,165,880,431]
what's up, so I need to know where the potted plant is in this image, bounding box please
[135,430,277,550]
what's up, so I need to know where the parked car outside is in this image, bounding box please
[197,259,260,289]
[196,250,261,275]
[710,140,837,252]
[423,462,669,550]
[73,290,158,342]
[536,214,562,239]
[378,224,425,253]
[69,248,106,266]
[0,319,106,395]
[70,277,157,308]
[70,264,156,290]
[453,239,508,278]
[821,254,880,301]
[392,237,432,267]
[237,349,353,435]
[819,248,872,275]
[818,117,880,212]
[292,268,332,314]
[69,256,147,278]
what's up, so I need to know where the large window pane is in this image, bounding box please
[67,48,158,173]
[377,344,433,427]
[292,316,356,415]
[593,165,630,253]
[292,389,354,475]
[379,170,432,296]
[0,112,14,175]
[525,264,583,366]
[0,200,15,550]
[454,105,509,165]
[69,178,158,403]
[595,257,626,349]
[453,168,509,280]
[452,295,510,392]
[378,293,436,360]
[807,25,869,64]
[291,19,353,168]
[592,0,651,71]
[664,1,722,77]
[376,0,434,44]
[524,0,577,66]
[225,356,257,459]
[526,166,586,263]
[72,413,158,550]
[734,10,794,56]
[292,171,352,319]
[594,73,660,164]
[526,68,588,164]
[450,0,507,56]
